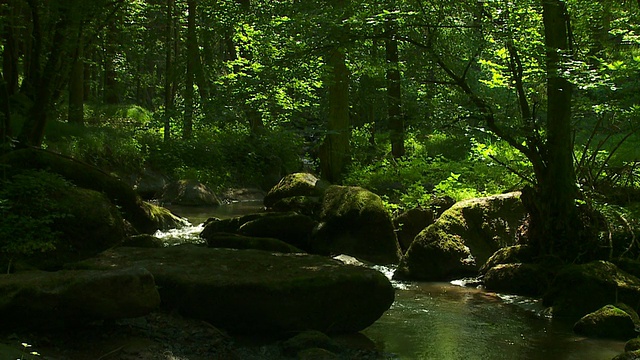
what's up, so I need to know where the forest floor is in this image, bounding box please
[0,311,389,360]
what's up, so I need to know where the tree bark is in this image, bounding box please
[525,0,581,258]
[183,0,197,139]
[68,32,85,124]
[164,0,175,142]
[386,17,404,158]
[17,0,66,147]
[0,73,11,143]
[319,47,350,183]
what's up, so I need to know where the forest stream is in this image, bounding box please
[162,201,627,360]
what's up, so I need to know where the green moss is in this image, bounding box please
[573,305,637,340]
[547,261,640,320]
[141,202,187,231]
[320,186,384,219]
[264,173,328,208]
[625,338,640,352]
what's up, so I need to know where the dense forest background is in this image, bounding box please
[1,0,640,260]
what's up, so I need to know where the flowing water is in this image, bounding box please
[163,203,626,360]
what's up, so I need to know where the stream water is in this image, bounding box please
[164,202,625,360]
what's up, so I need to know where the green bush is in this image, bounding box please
[0,169,74,272]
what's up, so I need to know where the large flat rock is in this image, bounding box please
[0,267,160,329]
[73,245,395,334]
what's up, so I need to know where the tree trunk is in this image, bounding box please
[17,0,65,147]
[68,34,84,124]
[386,17,404,158]
[183,0,197,140]
[0,73,11,144]
[164,0,175,142]
[319,47,350,183]
[525,0,581,259]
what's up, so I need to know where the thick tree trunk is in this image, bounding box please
[17,0,65,147]
[319,47,350,183]
[525,0,582,259]
[386,19,404,158]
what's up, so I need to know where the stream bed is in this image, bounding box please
[166,202,625,360]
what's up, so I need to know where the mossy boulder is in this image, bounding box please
[4,185,128,271]
[141,201,189,231]
[200,212,317,251]
[616,258,640,280]
[626,338,640,352]
[161,179,221,206]
[613,350,640,360]
[264,173,330,208]
[311,186,402,265]
[573,305,637,340]
[0,148,181,234]
[479,245,534,275]
[270,195,323,217]
[238,212,318,250]
[393,207,435,252]
[71,245,395,335]
[544,261,640,321]
[395,192,525,281]
[0,267,160,329]
[483,263,550,297]
[205,233,303,253]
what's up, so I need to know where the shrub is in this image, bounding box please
[0,169,74,272]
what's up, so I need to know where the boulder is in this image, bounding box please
[0,148,180,235]
[0,267,160,329]
[312,186,402,265]
[71,245,395,335]
[200,215,257,236]
[128,167,169,199]
[282,330,341,357]
[141,201,189,231]
[626,338,640,352]
[394,192,525,281]
[238,212,317,250]
[206,233,303,253]
[393,207,435,252]
[544,261,640,320]
[123,234,165,248]
[161,179,221,206]
[270,195,323,217]
[200,212,316,251]
[264,173,329,208]
[573,305,637,340]
[297,348,339,360]
[3,185,127,271]
[479,245,533,275]
[614,350,640,360]
[483,263,550,297]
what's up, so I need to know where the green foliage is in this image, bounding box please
[0,170,74,271]
[140,123,304,191]
[344,131,524,211]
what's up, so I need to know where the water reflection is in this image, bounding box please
[166,200,266,225]
[363,281,624,360]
